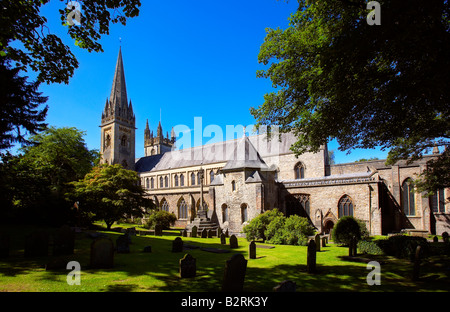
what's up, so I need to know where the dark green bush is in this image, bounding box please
[332,216,361,245]
[386,235,429,260]
[357,239,385,255]
[266,214,315,246]
[144,210,177,230]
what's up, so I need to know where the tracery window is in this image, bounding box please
[430,188,445,213]
[178,197,188,219]
[294,162,305,179]
[402,179,415,216]
[338,195,354,217]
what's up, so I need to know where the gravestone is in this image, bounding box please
[273,280,296,292]
[442,232,449,243]
[179,253,196,278]
[154,224,163,236]
[307,239,316,274]
[208,229,214,238]
[220,233,226,245]
[143,246,152,253]
[172,237,183,253]
[25,230,49,257]
[201,228,208,238]
[249,241,256,259]
[225,228,229,237]
[182,229,188,237]
[191,226,197,238]
[116,234,130,253]
[90,238,114,269]
[126,227,137,236]
[0,232,10,258]
[433,236,439,243]
[412,245,422,281]
[315,234,321,252]
[229,235,238,248]
[53,225,75,256]
[222,254,247,292]
[321,237,327,248]
[348,236,357,257]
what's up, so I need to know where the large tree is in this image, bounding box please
[251,0,449,193]
[68,164,154,230]
[0,0,141,150]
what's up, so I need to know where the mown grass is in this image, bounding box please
[1,224,449,292]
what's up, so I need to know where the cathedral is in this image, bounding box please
[100,48,449,236]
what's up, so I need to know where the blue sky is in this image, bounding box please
[28,0,389,163]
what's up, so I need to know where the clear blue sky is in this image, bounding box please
[29,0,389,163]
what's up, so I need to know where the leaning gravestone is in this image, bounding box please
[179,253,196,278]
[273,280,296,292]
[191,226,197,238]
[249,241,256,259]
[154,224,163,236]
[0,232,10,258]
[222,254,247,292]
[116,234,130,253]
[53,225,75,256]
[307,239,316,274]
[315,234,321,252]
[25,230,49,257]
[220,233,226,245]
[229,235,238,248]
[90,238,114,269]
[172,237,183,253]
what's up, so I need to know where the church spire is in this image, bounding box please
[110,47,128,116]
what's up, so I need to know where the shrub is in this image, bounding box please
[144,210,177,230]
[266,215,315,246]
[357,239,386,255]
[386,235,429,260]
[243,208,284,242]
[332,216,361,245]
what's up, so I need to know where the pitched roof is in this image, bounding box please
[221,136,268,171]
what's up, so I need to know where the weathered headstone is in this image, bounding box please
[315,234,321,252]
[154,224,163,236]
[182,229,187,237]
[321,237,327,248]
[143,246,152,253]
[433,236,439,243]
[412,245,422,281]
[53,225,75,256]
[222,254,247,292]
[0,232,10,258]
[229,235,238,248]
[307,239,316,274]
[349,236,357,257]
[172,237,183,253]
[179,253,196,278]
[90,238,114,269]
[249,241,256,259]
[25,230,49,257]
[442,232,449,243]
[191,226,197,238]
[208,229,214,238]
[273,280,296,292]
[116,234,130,253]
[201,228,208,238]
[220,233,226,245]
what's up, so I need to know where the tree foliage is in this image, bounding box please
[243,208,284,242]
[252,0,449,191]
[68,164,154,230]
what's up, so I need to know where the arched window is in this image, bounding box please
[174,175,179,187]
[159,176,163,188]
[210,170,215,183]
[241,203,248,223]
[402,179,415,216]
[121,135,127,147]
[294,162,305,179]
[430,188,445,213]
[150,177,154,189]
[231,180,236,192]
[160,198,169,212]
[338,195,354,217]
[164,176,169,188]
[197,171,202,185]
[146,178,149,189]
[222,204,229,222]
[121,159,128,169]
[191,172,196,186]
[180,174,185,186]
[178,197,188,219]
[105,134,111,148]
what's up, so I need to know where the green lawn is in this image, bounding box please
[1,224,449,292]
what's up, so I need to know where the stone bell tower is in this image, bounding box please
[100,47,136,169]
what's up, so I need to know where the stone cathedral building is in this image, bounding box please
[100,49,449,236]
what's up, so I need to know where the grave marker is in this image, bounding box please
[179,253,196,278]
[222,254,247,292]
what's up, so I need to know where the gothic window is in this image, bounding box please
[160,198,169,212]
[150,177,154,189]
[241,203,248,223]
[338,195,354,217]
[174,174,179,187]
[222,204,229,222]
[164,176,169,188]
[159,176,163,188]
[178,197,188,219]
[105,134,111,148]
[197,172,201,185]
[294,162,305,179]
[146,178,149,189]
[402,178,415,216]
[231,180,236,192]
[210,170,215,183]
[191,172,196,186]
[430,189,445,213]
[180,174,185,186]
[121,135,127,147]
[285,194,310,217]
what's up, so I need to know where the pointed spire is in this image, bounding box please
[157,121,163,138]
[171,127,175,141]
[110,47,128,116]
